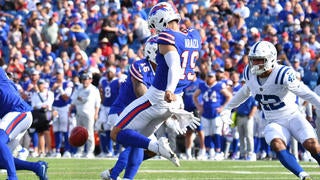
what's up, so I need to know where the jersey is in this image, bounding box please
[109,58,156,114]
[51,80,74,107]
[199,81,226,119]
[0,68,32,118]
[243,64,302,120]
[152,28,201,94]
[183,78,203,112]
[99,77,120,107]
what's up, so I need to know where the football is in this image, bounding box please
[69,126,88,147]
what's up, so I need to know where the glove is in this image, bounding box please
[220,109,232,125]
[169,108,200,130]
[165,117,187,135]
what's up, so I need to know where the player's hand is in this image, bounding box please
[165,118,187,135]
[169,108,200,130]
[164,90,176,103]
[220,109,232,125]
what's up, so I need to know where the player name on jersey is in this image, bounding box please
[185,39,199,48]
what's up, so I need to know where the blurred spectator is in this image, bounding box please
[41,15,59,47]
[51,69,74,158]
[68,24,90,51]
[6,53,25,79]
[132,14,151,45]
[30,79,54,157]
[233,0,250,19]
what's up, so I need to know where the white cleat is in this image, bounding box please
[17,147,29,160]
[100,169,111,180]
[158,137,180,167]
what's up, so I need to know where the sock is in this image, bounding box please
[63,132,70,152]
[311,153,320,165]
[13,158,37,171]
[277,149,303,177]
[0,130,16,179]
[110,147,130,179]
[30,131,39,149]
[214,134,221,150]
[99,132,108,153]
[205,136,214,149]
[54,132,62,151]
[124,147,144,179]
[117,129,150,149]
[254,137,260,153]
[106,131,113,154]
[232,138,239,154]
[186,148,192,157]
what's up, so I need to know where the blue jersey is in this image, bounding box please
[183,78,203,112]
[109,59,155,114]
[152,28,201,94]
[199,81,226,119]
[51,80,74,107]
[0,68,32,118]
[100,77,120,107]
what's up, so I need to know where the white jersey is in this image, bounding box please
[227,64,320,122]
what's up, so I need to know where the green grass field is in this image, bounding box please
[1,158,320,180]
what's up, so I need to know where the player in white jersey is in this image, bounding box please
[220,41,320,180]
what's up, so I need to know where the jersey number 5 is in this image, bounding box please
[181,50,198,80]
[255,94,285,111]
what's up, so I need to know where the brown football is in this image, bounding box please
[69,126,88,147]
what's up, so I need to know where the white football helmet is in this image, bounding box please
[249,41,277,75]
[148,2,181,33]
[144,35,158,64]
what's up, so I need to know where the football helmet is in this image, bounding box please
[144,35,158,64]
[148,2,181,33]
[248,41,277,75]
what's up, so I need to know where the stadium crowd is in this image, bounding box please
[0,0,319,162]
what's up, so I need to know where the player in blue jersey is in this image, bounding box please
[101,35,159,180]
[193,71,233,160]
[221,41,320,180]
[182,76,206,160]
[0,68,48,180]
[95,66,119,157]
[110,2,201,167]
[50,68,74,158]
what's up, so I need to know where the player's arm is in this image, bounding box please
[159,44,182,102]
[286,70,320,109]
[224,84,251,110]
[131,76,147,98]
[192,89,203,114]
[130,63,148,98]
[219,88,233,113]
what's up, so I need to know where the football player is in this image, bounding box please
[50,68,74,158]
[101,35,158,180]
[193,71,233,160]
[221,41,320,180]
[110,2,201,167]
[95,66,119,158]
[0,68,48,180]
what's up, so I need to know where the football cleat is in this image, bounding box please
[100,169,111,180]
[36,161,48,180]
[158,137,180,167]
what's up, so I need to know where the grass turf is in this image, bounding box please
[1,158,319,180]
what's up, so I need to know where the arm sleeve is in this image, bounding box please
[164,51,182,92]
[224,84,251,110]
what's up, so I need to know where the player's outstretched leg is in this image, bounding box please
[0,158,48,180]
[114,129,180,167]
[123,147,144,179]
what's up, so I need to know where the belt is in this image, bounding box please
[237,114,248,117]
